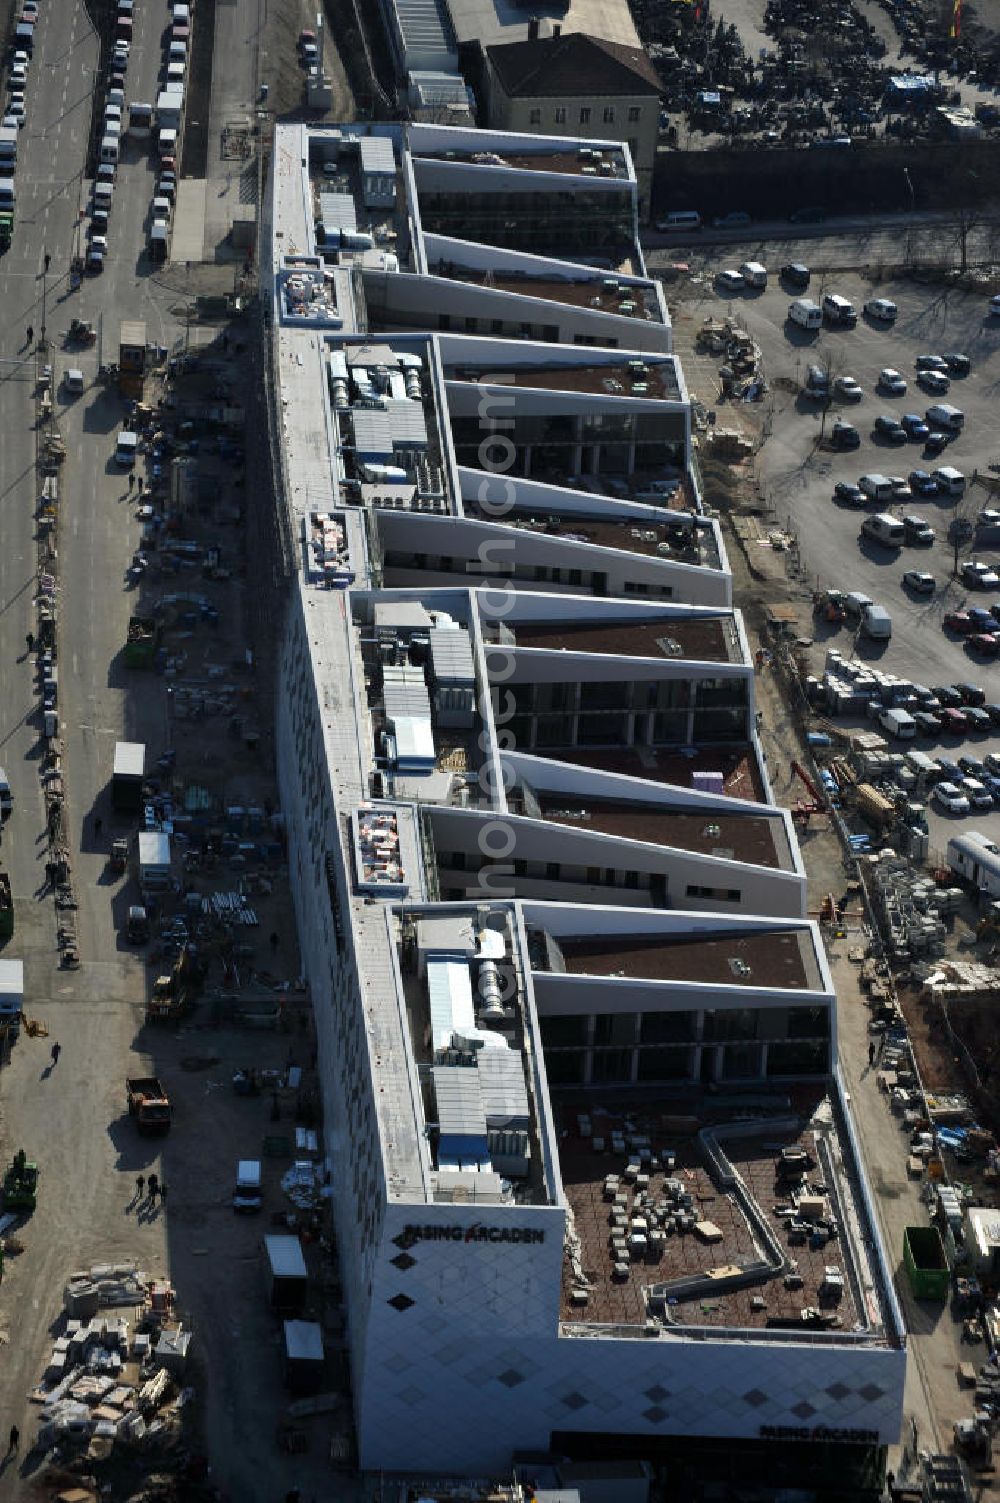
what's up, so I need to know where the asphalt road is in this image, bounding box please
[0,7,178,1498]
[644,212,1000,277]
[673,261,1000,858]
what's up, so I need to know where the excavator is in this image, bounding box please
[812,589,847,624]
[146,942,204,1024]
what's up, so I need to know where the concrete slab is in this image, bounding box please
[170,179,208,265]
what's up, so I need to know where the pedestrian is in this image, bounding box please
[868,1040,876,1067]
[128,472,134,492]
[135,1174,145,1200]
[7,1424,18,1454]
[43,252,50,274]
[24,632,33,653]
[50,1042,60,1066]
[147,1171,159,1201]
[25,325,32,347]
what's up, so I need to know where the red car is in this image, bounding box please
[969,633,1000,657]
[939,706,970,734]
[944,610,974,635]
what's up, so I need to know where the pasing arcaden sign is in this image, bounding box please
[759,1425,880,1445]
[401,1222,545,1247]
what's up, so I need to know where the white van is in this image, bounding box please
[925,403,964,433]
[862,603,892,639]
[99,136,120,163]
[168,40,187,61]
[933,466,965,495]
[0,177,16,206]
[171,2,190,21]
[861,512,904,546]
[233,1160,262,1212]
[656,210,701,231]
[789,298,822,329]
[158,127,177,157]
[740,260,767,288]
[879,707,917,740]
[63,368,85,394]
[859,473,893,504]
[0,769,11,816]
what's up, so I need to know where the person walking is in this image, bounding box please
[147,1171,159,1202]
[24,632,33,653]
[128,472,134,492]
[50,1042,61,1066]
[25,326,32,347]
[868,1040,876,1068]
[135,1174,145,1200]
[43,252,50,274]
[7,1424,18,1454]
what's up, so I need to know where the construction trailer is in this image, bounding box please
[112,741,145,813]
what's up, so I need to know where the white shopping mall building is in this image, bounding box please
[263,120,907,1477]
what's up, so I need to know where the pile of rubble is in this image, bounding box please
[29,1265,193,1462]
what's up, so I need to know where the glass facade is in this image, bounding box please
[419,187,634,252]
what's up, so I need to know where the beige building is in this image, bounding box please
[483,32,662,217]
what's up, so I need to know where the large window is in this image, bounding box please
[591,1048,632,1083]
[641,1010,696,1043]
[705,1008,758,1042]
[593,1013,638,1046]
[767,1040,828,1075]
[544,1050,587,1084]
[637,1046,691,1081]
[540,1014,589,1047]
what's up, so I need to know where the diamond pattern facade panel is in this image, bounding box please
[356,1212,907,1474]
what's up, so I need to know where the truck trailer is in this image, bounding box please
[903,1224,949,1300]
[112,741,145,812]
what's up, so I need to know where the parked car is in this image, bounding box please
[943,352,971,376]
[985,709,1000,731]
[901,414,929,440]
[834,375,863,401]
[966,706,995,731]
[960,777,993,810]
[830,421,860,450]
[878,367,907,395]
[955,682,987,706]
[968,607,997,631]
[939,707,970,734]
[835,481,865,505]
[932,685,963,708]
[933,782,970,814]
[902,516,934,544]
[908,469,937,495]
[915,354,948,371]
[959,755,986,776]
[936,757,963,780]
[962,560,1000,590]
[780,261,811,288]
[903,570,936,594]
[944,611,974,634]
[865,298,897,322]
[913,710,942,736]
[874,415,906,443]
[716,269,744,294]
[924,431,949,455]
[713,211,752,228]
[919,369,950,395]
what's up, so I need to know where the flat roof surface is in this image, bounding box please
[557,929,819,990]
[439,268,660,322]
[508,616,737,663]
[447,359,681,402]
[462,505,719,569]
[444,0,640,52]
[415,148,629,178]
[539,747,766,803]
[557,1086,873,1334]
[536,798,788,869]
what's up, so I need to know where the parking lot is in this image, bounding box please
[672,260,1000,854]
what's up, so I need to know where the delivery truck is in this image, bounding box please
[126,1076,172,1135]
